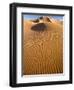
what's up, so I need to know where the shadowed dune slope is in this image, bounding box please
[31,23,47,31]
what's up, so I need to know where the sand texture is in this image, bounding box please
[22,16,63,75]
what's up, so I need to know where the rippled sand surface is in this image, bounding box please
[22,20,63,75]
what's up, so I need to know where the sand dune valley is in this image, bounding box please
[22,16,63,75]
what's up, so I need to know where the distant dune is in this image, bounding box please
[22,16,63,75]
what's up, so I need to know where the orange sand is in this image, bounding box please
[22,17,63,75]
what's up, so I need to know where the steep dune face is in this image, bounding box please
[22,16,63,75]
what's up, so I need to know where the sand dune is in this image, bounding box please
[22,16,63,75]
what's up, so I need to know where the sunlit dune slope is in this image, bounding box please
[22,16,63,75]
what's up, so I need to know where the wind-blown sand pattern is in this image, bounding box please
[22,16,63,75]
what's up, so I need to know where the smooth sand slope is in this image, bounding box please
[22,16,63,75]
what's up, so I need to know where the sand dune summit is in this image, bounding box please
[22,16,63,75]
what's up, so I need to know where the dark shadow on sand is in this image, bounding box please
[31,23,47,31]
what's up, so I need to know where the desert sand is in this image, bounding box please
[22,16,63,75]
